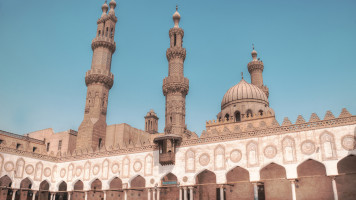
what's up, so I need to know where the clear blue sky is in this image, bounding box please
[0,0,355,136]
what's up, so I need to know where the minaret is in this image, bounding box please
[76,0,118,150]
[247,46,269,97]
[162,6,189,136]
[145,110,159,134]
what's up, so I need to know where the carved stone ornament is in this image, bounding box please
[4,161,14,172]
[25,165,34,175]
[76,167,82,177]
[85,73,114,89]
[301,140,316,155]
[44,167,51,177]
[342,135,356,151]
[166,47,186,61]
[133,161,142,172]
[182,176,188,182]
[169,27,184,38]
[111,163,119,174]
[60,168,66,178]
[93,165,100,175]
[199,153,210,166]
[264,145,277,159]
[150,178,155,184]
[230,149,242,163]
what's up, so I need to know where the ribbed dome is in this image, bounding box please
[221,79,268,109]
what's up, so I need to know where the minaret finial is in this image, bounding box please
[241,72,244,80]
[176,5,178,11]
[173,5,181,28]
[252,43,254,50]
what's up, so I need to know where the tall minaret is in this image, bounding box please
[77,0,117,150]
[162,6,189,136]
[247,46,269,97]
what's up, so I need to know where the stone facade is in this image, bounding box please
[0,2,355,200]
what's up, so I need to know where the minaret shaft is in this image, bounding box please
[77,1,117,150]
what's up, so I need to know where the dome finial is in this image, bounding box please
[173,5,181,28]
[251,44,257,61]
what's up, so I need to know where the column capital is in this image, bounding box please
[328,175,338,180]
[188,186,194,190]
[218,184,225,189]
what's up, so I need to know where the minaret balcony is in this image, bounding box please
[159,152,176,165]
[85,69,114,89]
[91,36,116,52]
[163,76,189,95]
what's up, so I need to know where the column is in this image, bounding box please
[148,188,152,200]
[153,188,156,200]
[11,190,17,200]
[53,192,57,200]
[124,190,127,200]
[156,188,160,200]
[331,176,338,200]
[189,187,194,200]
[68,192,71,200]
[50,192,53,200]
[183,187,188,200]
[289,180,296,200]
[85,191,88,200]
[253,182,258,200]
[103,191,107,200]
[219,185,224,200]
[32,191,37,200]
[179,187,182,200]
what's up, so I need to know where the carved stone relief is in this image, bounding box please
[185,149,195,173]
[214,145,226,170]
[84,161,91,181]
[320,132,337,160]
[264,145,277,159]
[144,154,153,176]
[34,162,43,181]
[25,165,34,175]
[230,149,242,163]
[4,161,14,172]
[122,157,130,178]
[111,163,119,174]
[301,140,316,155]
[102,159,109,180]
[199,153,210,166]
[247,141,259,167]
[282,136,297,164]
[51,165,57,183]
[341,135,355,151]
[133,161,142,172]
[15,158,25,178]
[93,164,100,175]
[60,168,66,178]
[67,164,74,182]
[44,167,51,177]
[182,176,188,182]
[76,166,82,177]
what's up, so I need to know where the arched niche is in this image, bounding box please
[129,175,147,200]
[73,180,85,200]
[88,179,103,200]
[226,166,253,200]
[336,155,356,199]
[108,177,123,200]
[39,180,50,200]
[296,159,333,200]
[260,163,291,200]
[195,170,216,200]
[160,173,179,200]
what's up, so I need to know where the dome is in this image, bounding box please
[221,79,268,109]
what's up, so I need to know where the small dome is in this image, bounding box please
[221,79,268,109]
[173,10,181,20]
[102,2,108,10]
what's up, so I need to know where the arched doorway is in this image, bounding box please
[195,170,217,200]
[17,178,33,200]
[260,163,291,200]
[128,175,146,200]
[336,155,356,199]
[88,179,103,200]
[56,181,68,200]
[0,175,12,200]
[107,177,123,200]
[38,180,50,200]
[72,180,84,200]
[226,166,253,200]
[296,159,333,200]
[160,173,179,200]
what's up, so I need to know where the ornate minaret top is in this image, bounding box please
[162,6,189,137]
[247,46,269,97]
[77,0,118,151]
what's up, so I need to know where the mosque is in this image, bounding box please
[0,1,355,200]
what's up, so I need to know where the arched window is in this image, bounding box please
[106,27,108,37]
[174,34,177,46]
[225,113,230,121]
[98,30,101,37]
[259,110,264,116]
[110,28,113,38]
[235,111,241,122]
[246,109,253,118]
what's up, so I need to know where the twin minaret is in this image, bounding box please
[162,7,189,137]
[77,0,117,150]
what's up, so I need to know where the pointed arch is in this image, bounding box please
[195,169,217,200]
[296,159,333,199]
[226,166,253,200]
[320,131,337,160]
[160,172,179,200]
[260,163,291,200]
[107,177,123,200]
[129,175,147,200]
[109,177,122,189]
[0,175,12,187]
[214,145,226,170]
[336,155,356,199]
[15,158,25,178]
[73,180,84,190]
[58,181,67,191]
[20,177,33,189]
